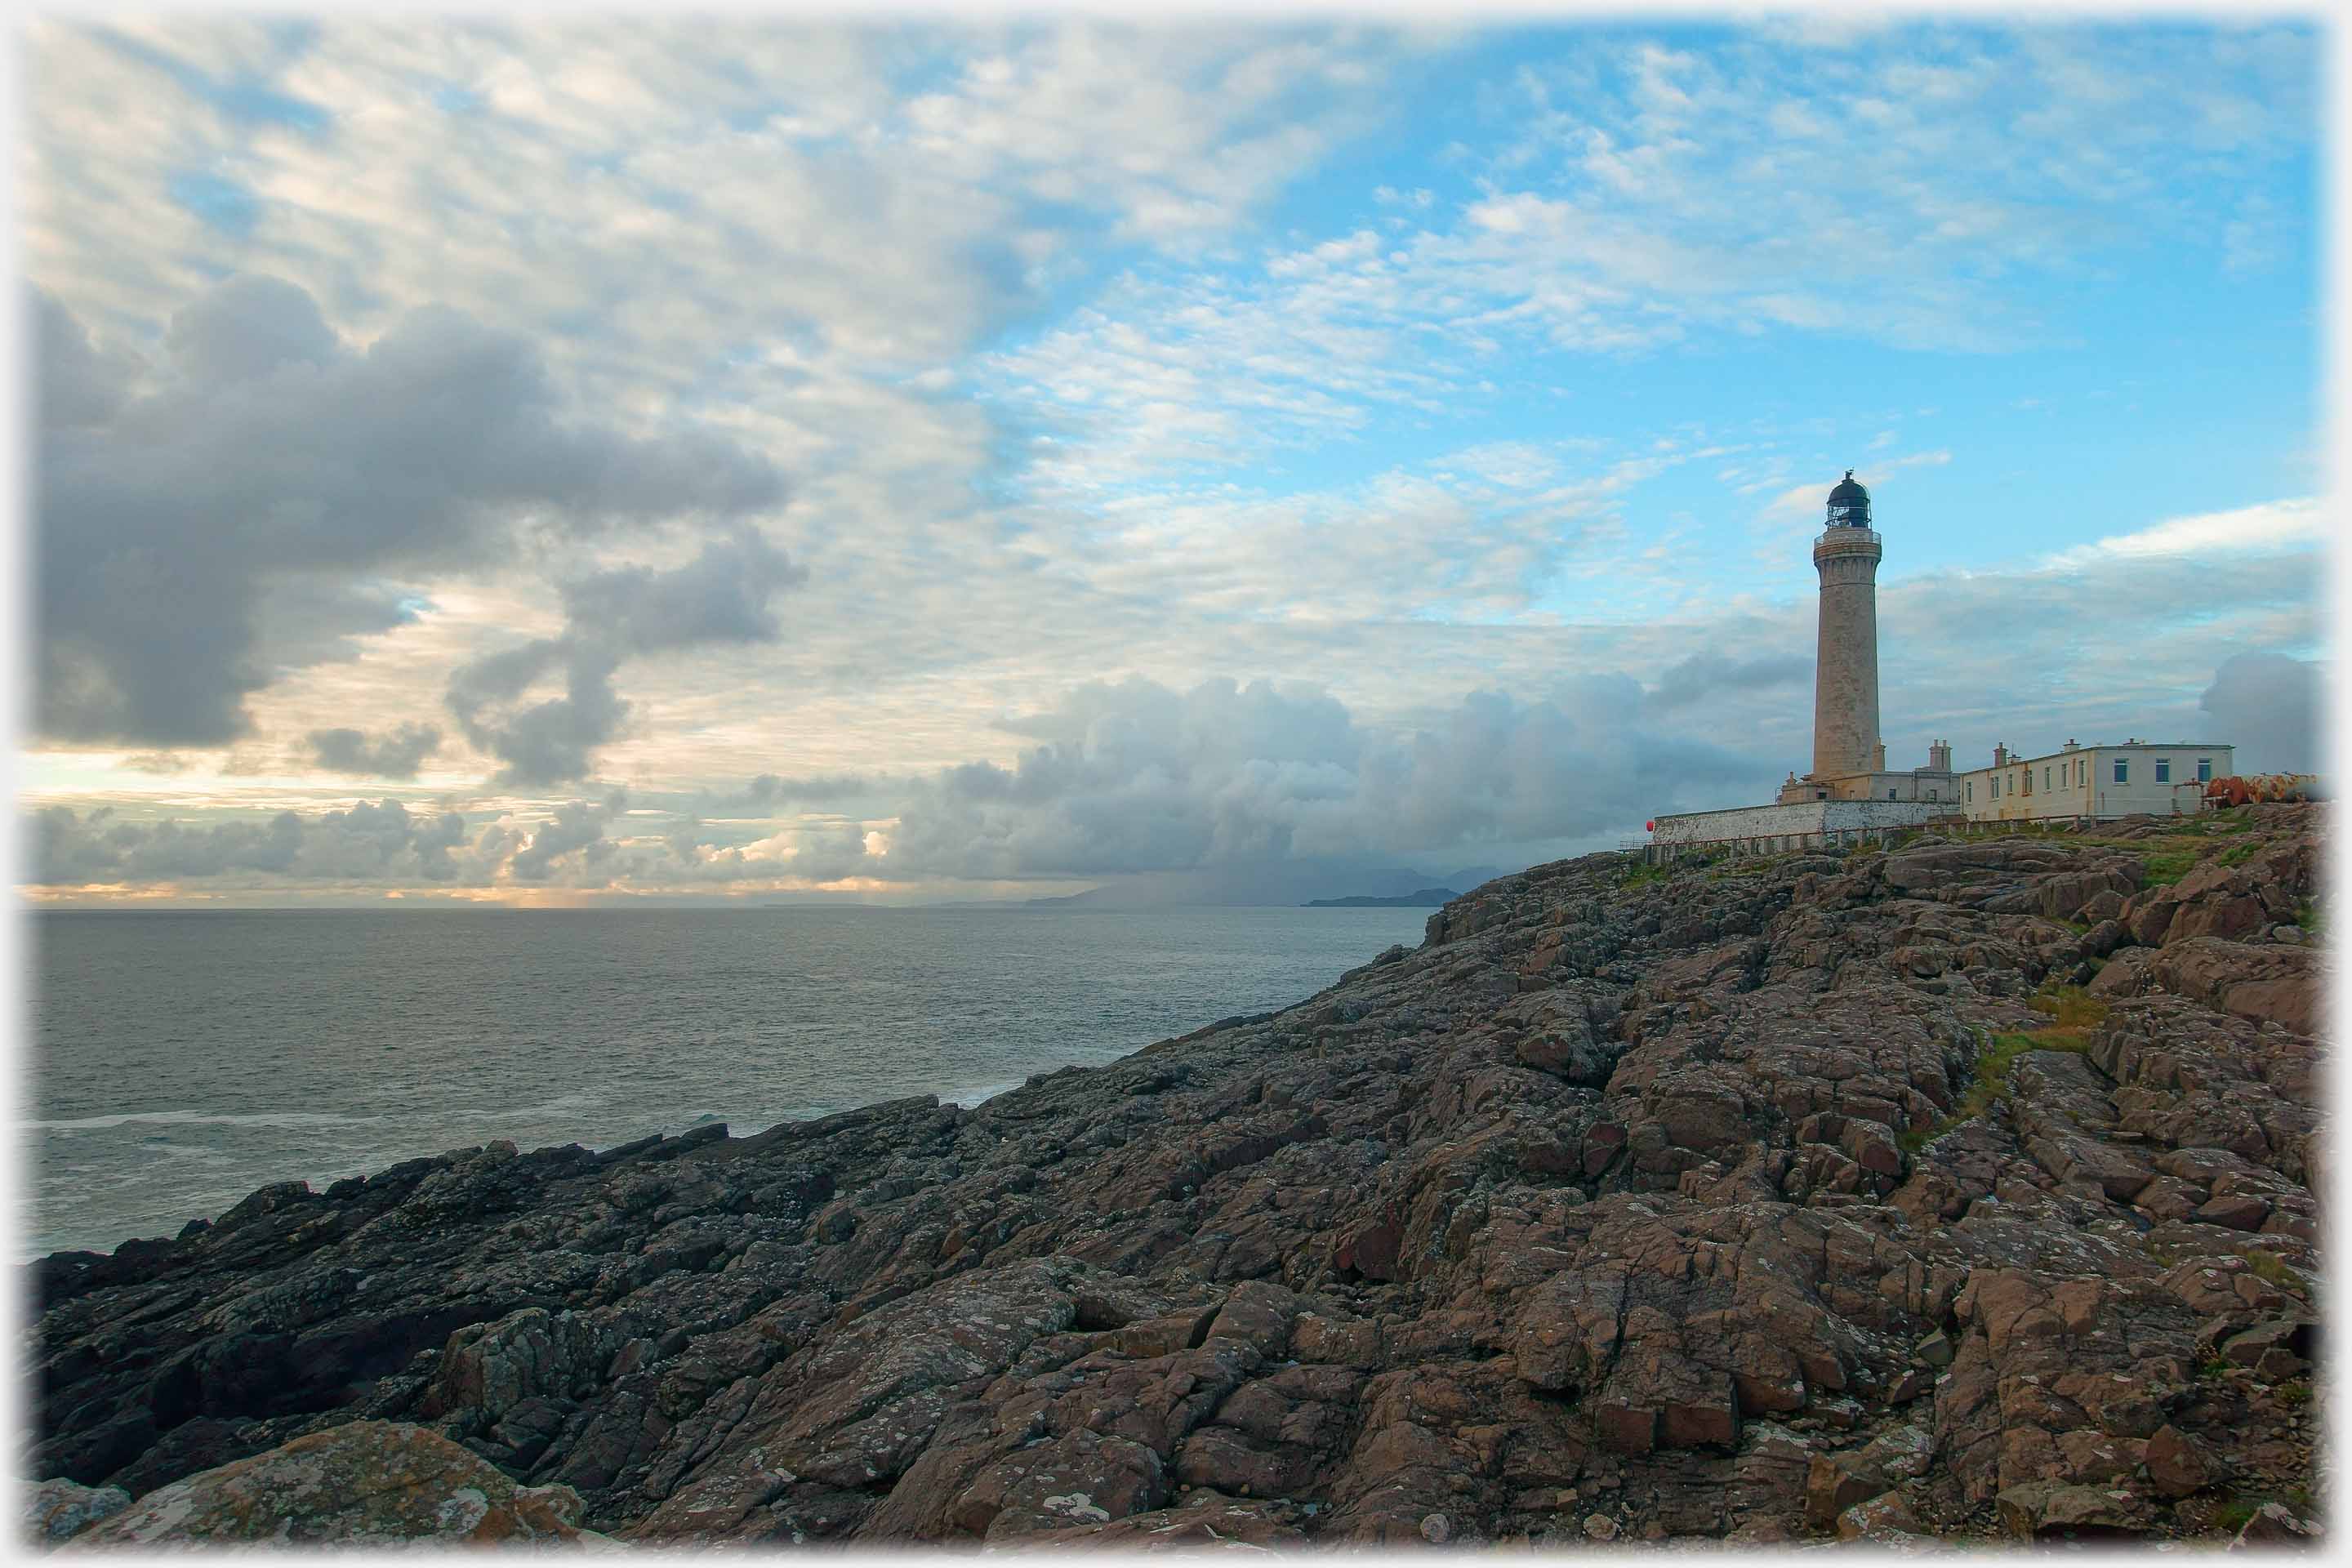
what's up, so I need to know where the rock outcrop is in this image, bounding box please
[26,805,2328,1548]
[54,1421,608,1547]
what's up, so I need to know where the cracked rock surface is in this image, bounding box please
[26,805,2328,1548]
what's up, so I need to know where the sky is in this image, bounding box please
[14,11,2336,906]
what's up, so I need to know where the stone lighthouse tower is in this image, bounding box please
[1809,470,1882,784]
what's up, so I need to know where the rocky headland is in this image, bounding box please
[24,806,2328,1548]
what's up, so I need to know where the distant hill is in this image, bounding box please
[1303,887,1459,908]
[1019,862,1511,909]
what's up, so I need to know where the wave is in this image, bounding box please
[488,1090,611,1120]
[946,1080,1020,1108]
[25,1110,385,1132]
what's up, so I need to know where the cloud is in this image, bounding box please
[33,797,474,885]
[2198,653,2324,775]
[2042,497,2325,568]
[1646,651,1811,711]
[307,722,443,779]
[557,527,804,654]
[34,276,786,749]
[16,24,2323,907]
[445,527,805,787]
[24,790,864,896]
[985,26,2309,502]
[884,674,1771,881]
[509,795,620,882]
[901,26,1405,244]
[444,639,621,792]
[710,773,875,812]
[33,287,137,427]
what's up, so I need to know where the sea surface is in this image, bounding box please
[25,905,1428,1258]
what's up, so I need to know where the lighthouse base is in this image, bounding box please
[1778,767,1957,806]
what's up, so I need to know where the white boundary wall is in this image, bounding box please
[1648,798,1947,857]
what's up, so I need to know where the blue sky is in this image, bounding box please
[19,15,2332,903]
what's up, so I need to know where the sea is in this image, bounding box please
[24,905,1430,1259]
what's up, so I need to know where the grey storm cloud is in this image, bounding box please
[34,275,786,748]
[445,528,807,787]
[445,639,626,792]
[2200,653,2325,775]
[1645,651,1812,712]
[308,722,443,779]
[882,674,1774,881]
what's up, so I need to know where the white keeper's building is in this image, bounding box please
[1955,738,2234,824]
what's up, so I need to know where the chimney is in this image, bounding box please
[1993,742,2007,768]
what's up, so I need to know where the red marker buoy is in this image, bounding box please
[1645,820,1655,832]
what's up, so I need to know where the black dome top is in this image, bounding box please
[1825,469,1872,528]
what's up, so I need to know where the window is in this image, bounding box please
[1967,780,1974,801]
[1887,790,1896,800]
[2114,760,2128,784]
[2043,766,2051,790]
[2198,759,2212,782]
[2078,759,2087,787]
[2156,760,2171,783]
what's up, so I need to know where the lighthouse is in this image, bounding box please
[1644,462,2217,858]
[1809,470,1882,782]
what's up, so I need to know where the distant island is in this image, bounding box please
[1303,887,1459,907]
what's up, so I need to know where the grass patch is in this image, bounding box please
[2216,840,2260,867]
[1617,859,1671,889]
[2150,810,2255,839]
[2025,984,2109,1029]
[2071,828,2248,889]
[1953,1031,2079,1120]
[1904,1022,2096,1151]
[2243,1250,2302,1290]
[2143,1238,2178,1268]
[2293,898,2324,940]
[2212,1488,2311,1533]
[2276,1380,2310,1408]
[2199,1356,2235,1383]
